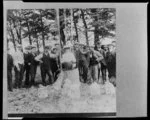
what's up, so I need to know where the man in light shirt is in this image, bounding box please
[13,45,24,88]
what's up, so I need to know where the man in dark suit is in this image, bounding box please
[78,44,91,83]
[49,46,60,82]
[24,46,31,87]
[7,48,14,91]
[105,43,116,87]
[35,46,54,86]
[95,41,107,84]
[30,46,39,86]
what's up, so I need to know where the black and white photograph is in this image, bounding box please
[3,1,148,119]
[6,7,116,114]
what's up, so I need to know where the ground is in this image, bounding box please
[8,66,116,113]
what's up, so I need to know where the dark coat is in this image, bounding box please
[50,56,59,72]
[105,51,116,78]
[24,53,30,66]
[29,53,39,66]
[41,53,52,70]
[89,52,98,66]
[24,52,38,65]
[78,50,90,67]
[7,53,13,71]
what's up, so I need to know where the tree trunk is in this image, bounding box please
[60,9,66,46]
[8,21,17,51]
[64,9,67,44]
[60,25,66,46]
[94,26,99,45]
[39,11,45,48]
[80,9,89,46]
[26,19,32,45]
[7,38,9,49]
[29,34,32,45]
[19,20,22,45]
[42,34,45,48]
[36,37,40,54]
[15,27,21,44]
[10,27,16,51]
[94,17,99,45]
[19,10,22,45]
[12,20,22,44]
[73,10,79,42]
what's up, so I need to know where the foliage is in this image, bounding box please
[7,8,116,50]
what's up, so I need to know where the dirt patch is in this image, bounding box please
[8,68,116,113]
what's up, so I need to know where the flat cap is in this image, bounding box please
[44,46,50,49]
[25,45,32,50]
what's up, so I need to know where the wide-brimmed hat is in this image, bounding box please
[63,42,73,49]
[63,44,71,49]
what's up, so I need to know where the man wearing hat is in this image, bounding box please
[49,46,60,82]
[95,41,107,84]
[13,44,24,88]
[35,46,54,86]
[78,44,91,83]
[7,48,14,91]
[89,44,104,83]
[24,45,32,87]
[105,43,116,87]
[28,46,39,86]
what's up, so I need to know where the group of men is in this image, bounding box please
[7,40,116,92]
[7,43,60,91]
[73,40,116,86]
